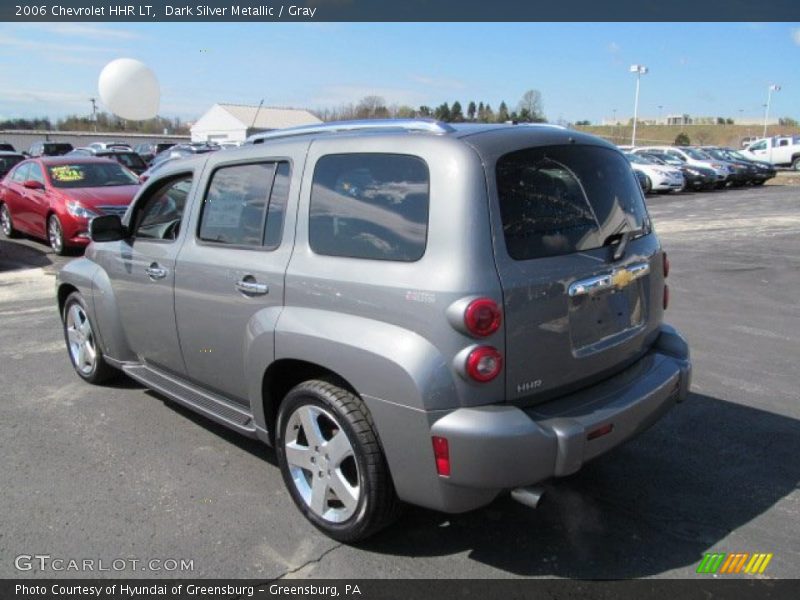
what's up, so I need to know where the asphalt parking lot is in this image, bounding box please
[1,184,798,580]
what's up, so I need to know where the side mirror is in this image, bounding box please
[90,214,127,243]
[23,179,44,190]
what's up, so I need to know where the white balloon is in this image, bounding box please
[98,58,160,121]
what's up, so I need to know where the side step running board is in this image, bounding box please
[123,364,257,437]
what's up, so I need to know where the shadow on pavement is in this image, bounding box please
[0,239,53,272]
[356,392,799,577]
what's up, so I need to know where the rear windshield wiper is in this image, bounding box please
[604,227,644,261]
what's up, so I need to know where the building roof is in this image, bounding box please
[215,103,322,130]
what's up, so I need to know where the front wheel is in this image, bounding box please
[62,292,117,384]
[48,214,67,255]
[643,176,652,194]
[276,380,400,542]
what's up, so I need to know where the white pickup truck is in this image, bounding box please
[742,136,800,169]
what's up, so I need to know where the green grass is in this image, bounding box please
[575,124,800,147]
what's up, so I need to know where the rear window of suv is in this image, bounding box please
[496,145,649,260]
[309,153,429,262]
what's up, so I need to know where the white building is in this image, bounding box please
[190,103,322,143]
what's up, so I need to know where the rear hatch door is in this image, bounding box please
[471,135,665,405]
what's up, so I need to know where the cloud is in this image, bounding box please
[21,23,141,40]
[608,42,621,54]
[792,28,800,45]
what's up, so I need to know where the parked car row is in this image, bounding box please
[622,144,776,195]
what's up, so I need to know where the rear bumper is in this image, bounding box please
[396,324,691,513]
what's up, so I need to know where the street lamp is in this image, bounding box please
[763,84,780,137]
[630,64,648,146]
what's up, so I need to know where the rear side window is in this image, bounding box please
[496,145,649,261]
[198,161,290,248]
[309,153,429,261]
[11,163,30,182]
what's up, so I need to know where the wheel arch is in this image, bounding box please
[260,358,358,446]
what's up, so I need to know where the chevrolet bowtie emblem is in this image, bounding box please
[611,268,635,289]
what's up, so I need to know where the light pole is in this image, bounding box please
[763,84,780,137]
[630,64,648,146]
[657,105,663,123]
[89,97,98,132]
[612,108,617,124]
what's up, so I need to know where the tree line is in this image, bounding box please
[315,90,546,124]
[0,113,190,134]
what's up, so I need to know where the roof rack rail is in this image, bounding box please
[244,119,455,144]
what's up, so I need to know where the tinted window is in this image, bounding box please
[46,162,139,188]
[749,141,767,152]
[133,176,192,241]
[106,152,146,170]
[0,155,24,177]
[309,154,429,261]
[496,145,649,261]
[199,162,275,246]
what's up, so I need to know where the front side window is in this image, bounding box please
[133,175,192,241]
[749,141,767,152]
[27,163,45,184]
[496,145,649,261]
[309,153,429,261]
[198,162,276,246]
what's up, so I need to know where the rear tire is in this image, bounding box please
[792,157,800,171]
[0,203,19,238]
[276,379,400,542]
[62,292,117,384]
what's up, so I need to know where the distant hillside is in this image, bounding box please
[575,124,800,147]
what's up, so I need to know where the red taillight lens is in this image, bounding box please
[466,346,503,382]
[464,298,502,337]
[663,252,670,278]
[663,284,670,310]
[432,436,450,476]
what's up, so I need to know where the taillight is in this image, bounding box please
[663,284,670,310]
[464,298,502,337]
[663,252,670,278]
[432,436,450,476]
[466,346,503,382]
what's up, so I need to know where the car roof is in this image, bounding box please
[0,151,24,157]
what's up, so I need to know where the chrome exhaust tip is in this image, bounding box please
[511,485,546,509]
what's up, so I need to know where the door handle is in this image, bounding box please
[235,278,269,296]
[145,263,168,280]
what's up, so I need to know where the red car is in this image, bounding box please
[0,157,140,254]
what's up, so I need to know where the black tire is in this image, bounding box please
[643,175,652,194]
[48,214,67,255]
[792,157,800,171]
[753,180,766,186]
[276,379,400,542]
[0,203,19,238]
[62,292,117,384]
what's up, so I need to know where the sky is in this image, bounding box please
[0,22,798,124]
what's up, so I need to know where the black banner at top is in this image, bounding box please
[2,0,800,22]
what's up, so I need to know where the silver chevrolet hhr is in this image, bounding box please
[57,120,691,541]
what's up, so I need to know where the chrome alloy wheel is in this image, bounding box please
[48,216,63,254]
[65,304,97,375]
[0,205,12,236]
[284,404,361,523]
